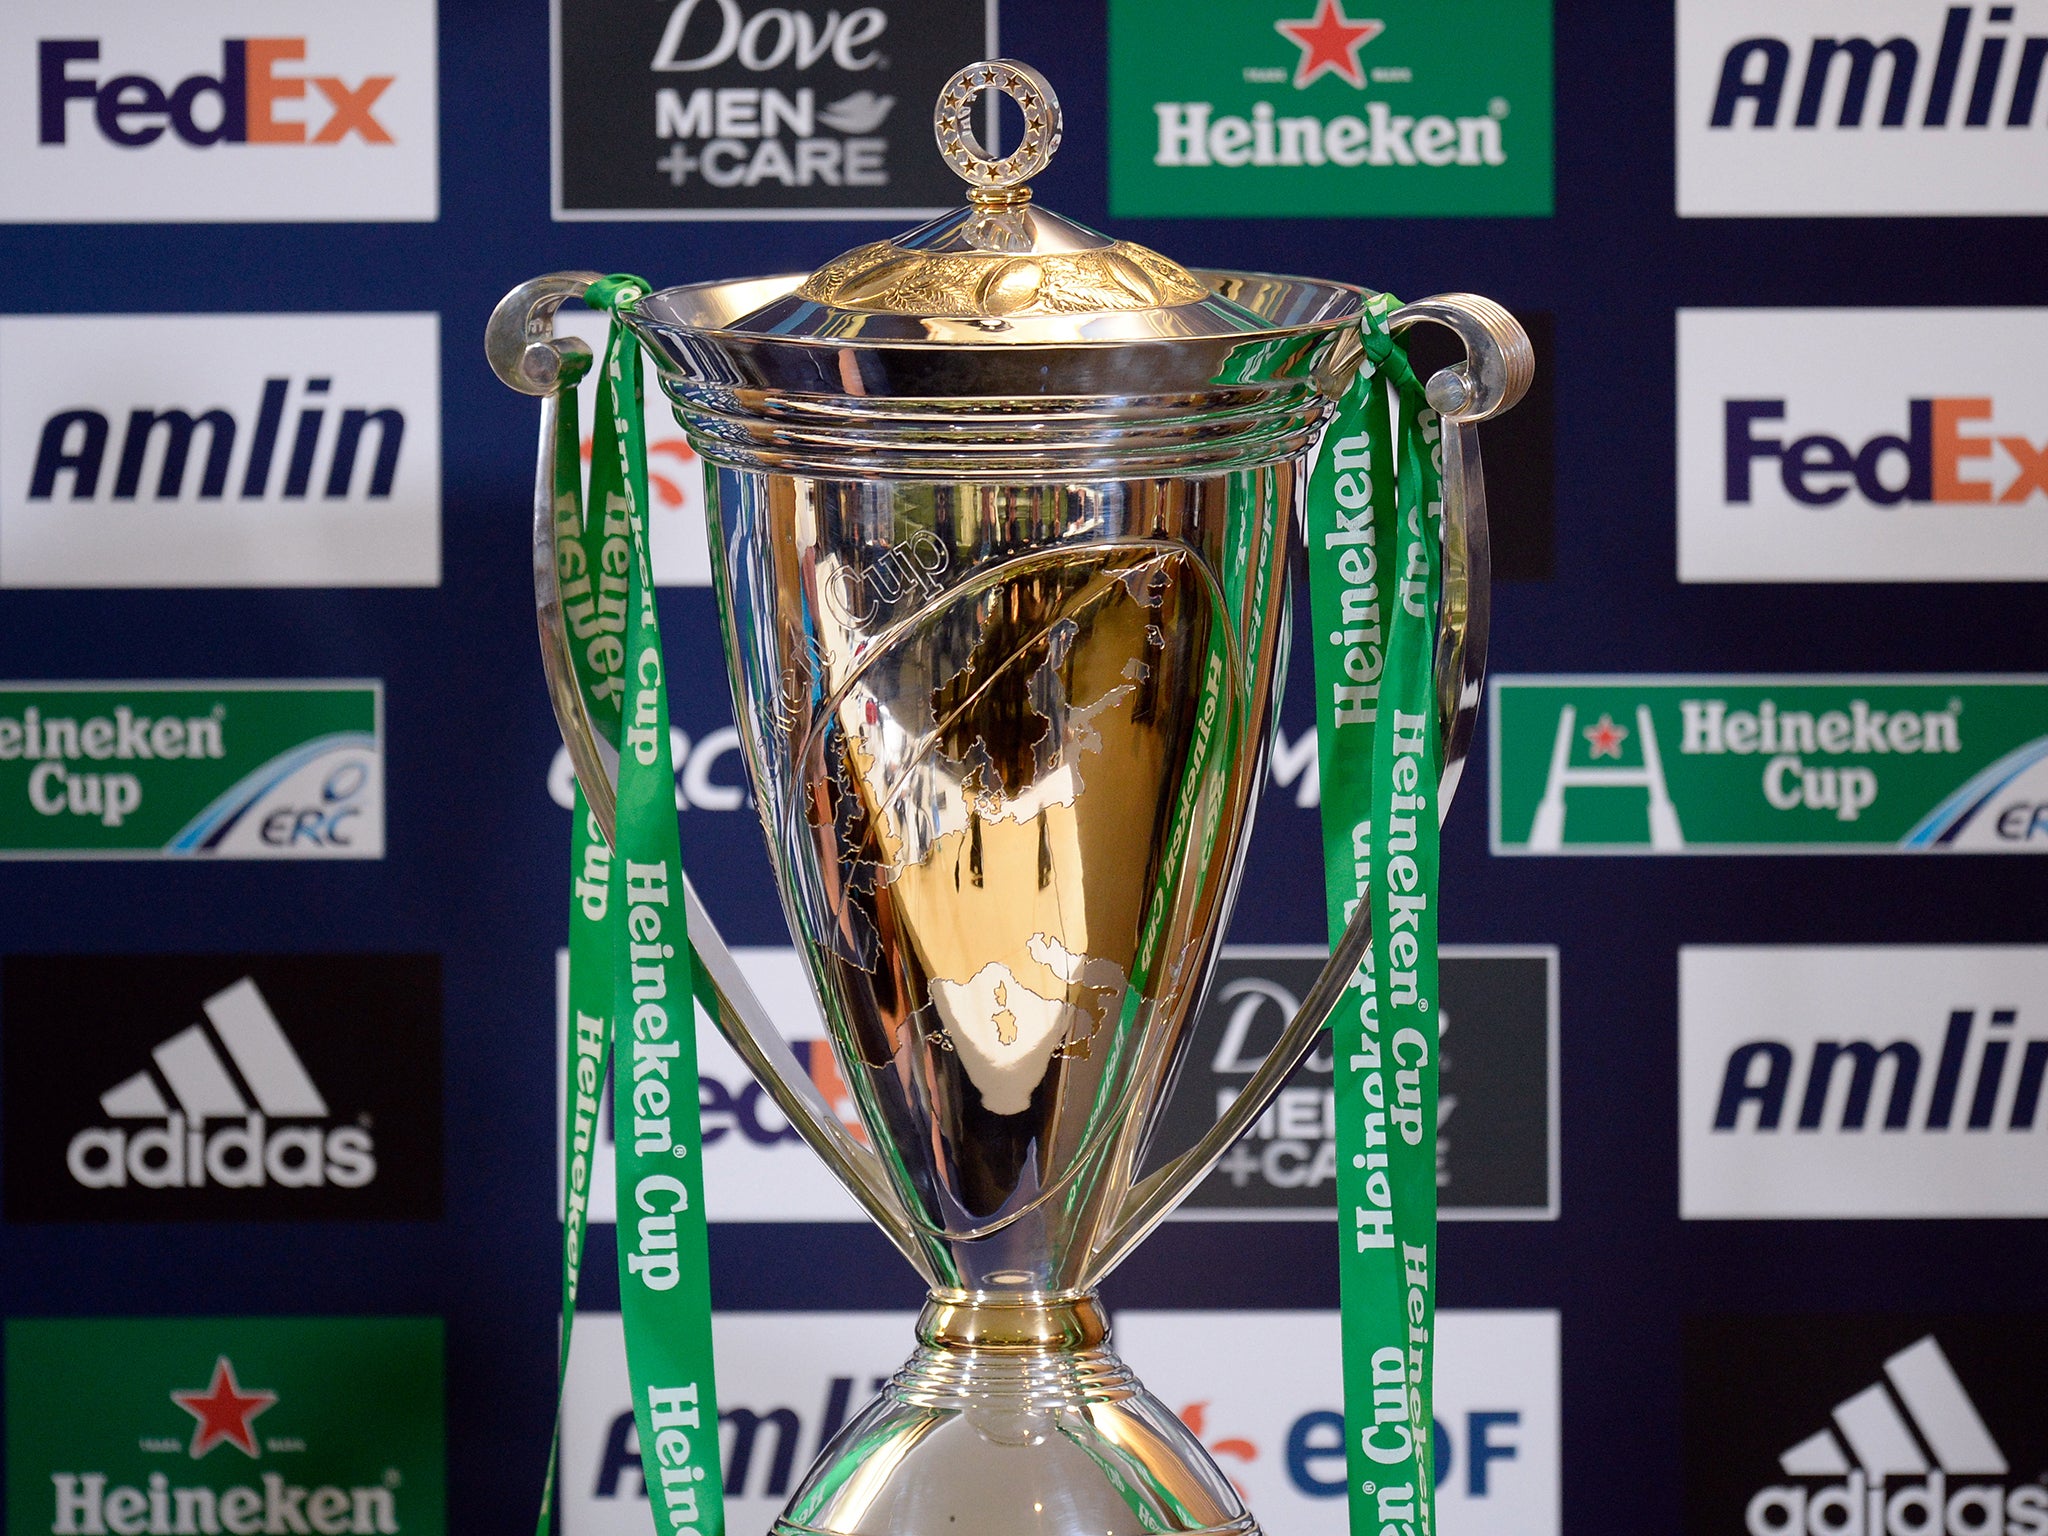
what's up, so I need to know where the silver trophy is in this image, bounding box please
[490,59,1529,1536]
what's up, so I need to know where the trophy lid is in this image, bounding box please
[718,60,1281,346]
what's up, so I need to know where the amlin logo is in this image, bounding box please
[0,315,441,589]
[1677,0,2048,215]
[66,977,374,1193]
[1681,947,2048,1219]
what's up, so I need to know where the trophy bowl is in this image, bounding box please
[490,58,1529,1536]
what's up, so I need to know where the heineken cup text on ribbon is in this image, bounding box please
[489,55,1526,1536]
[1308,293,1446,1536]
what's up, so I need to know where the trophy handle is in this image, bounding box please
[1086,295,1531,1286]
[488,273,940,1285]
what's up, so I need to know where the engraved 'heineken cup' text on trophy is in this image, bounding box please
[489,57,1530,1536]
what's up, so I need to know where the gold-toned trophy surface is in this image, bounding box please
[490,57,1530,1536]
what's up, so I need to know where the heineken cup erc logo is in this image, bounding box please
[0,683,383,859]
[1492,677,2048,853]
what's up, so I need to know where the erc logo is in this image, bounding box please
[38,39,395,148]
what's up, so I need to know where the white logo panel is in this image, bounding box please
[561,1311,917,1536]
[1678,0,2048,216]
[0,1,437,223]
[557,945,864,1224]
[1680,946,2048,1218]
[1113,1310,1561,1536]
[0,314,440,588]
[562,1310,1557,1536]
[551,313,712,588]
[1677,309,2048,583]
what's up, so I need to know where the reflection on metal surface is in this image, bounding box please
[490,54,1532,1536]
[771,1294,1255,1536]
[712,462,1294,1292]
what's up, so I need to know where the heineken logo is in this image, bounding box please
[0,682,381,859]
[1274,0,1385,89]
[172,1358,277,1460]
[1491,677,2048,853]
[6,1317,444,1536]
[1110,0,1553,217]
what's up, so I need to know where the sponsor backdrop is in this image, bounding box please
[0,2,2041,1536]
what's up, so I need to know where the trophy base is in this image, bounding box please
[770,1291,1258,1536]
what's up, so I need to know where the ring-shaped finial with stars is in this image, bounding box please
[933,59,1062,195]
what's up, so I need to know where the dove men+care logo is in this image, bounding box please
[3,955,441,1220]
[1685,1317,2048,1536]
[6,1317,444,1536]
[1110,0,1552,217]
[1681,947,2048,1219]
[3,2,437,222]
[1142,946,1559,1220]
[553,0,997,218]
[1491,676,2048,854]
[1678,310,2048,583]
[1678,1,2048,215]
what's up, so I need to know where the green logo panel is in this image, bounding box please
[1109,0,1553,218]
[1491,676,2048,854]
[6,1317,444,1535]
[0,683,381,859]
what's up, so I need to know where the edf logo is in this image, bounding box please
[39,38,394,147]
[1726,397,2048,506]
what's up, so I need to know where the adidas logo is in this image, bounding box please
[65,977,375,1191]
[1747,1336,2048,1536]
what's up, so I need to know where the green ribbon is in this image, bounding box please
[1305,295,1445,1536]
[544,278,726,1536]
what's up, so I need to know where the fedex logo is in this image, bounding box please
[1727,399,2048,506]
[1677,309,2048,582]
[1,3,437,223]
[555,945,867,1225]
[39,39,393,147]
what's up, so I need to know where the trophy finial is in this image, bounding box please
[933,59,1062,207]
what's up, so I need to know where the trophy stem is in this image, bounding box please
[771,1290,1257,1536]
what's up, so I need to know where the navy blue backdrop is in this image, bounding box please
[2,2,2045,1533]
